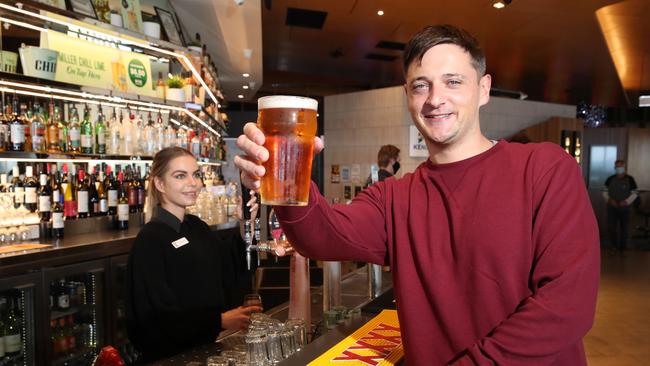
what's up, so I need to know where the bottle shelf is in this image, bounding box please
[0,151,224,166]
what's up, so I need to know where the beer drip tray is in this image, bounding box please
[0,243,52,255]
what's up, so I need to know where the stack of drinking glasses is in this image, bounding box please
[243,313,308,365]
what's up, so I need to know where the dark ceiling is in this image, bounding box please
[258,0,646,108]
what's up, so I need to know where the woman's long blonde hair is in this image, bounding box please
[144,147,195,223]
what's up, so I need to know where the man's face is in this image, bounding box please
[404,44,491,147]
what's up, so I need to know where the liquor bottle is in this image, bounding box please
[107,108,120,155]
[67,105,81,154]
[97,170,108,216]
[65,315,76,351]
[46,100,60,153]
[156,71,166,99]
[56,279,70,310]
[77,170,89,218]
[134,114,145,155]
[136,166,145,212]
[143,113,155,156]
[107,169,118,215]
[51,189,64,238]
[95,106,107,154]
[39,167,52,222]
[56,105,68,153]
[0,105,8,152]
[88,172,99,217]
[0,173,8,192]
[120,110,133,155]
[64,172,78,220]
[56,317,68,356]
[9,97,26,151]
[177,125,188,149]
[117,172,129,230]
[4,296,22,357]
[80,104,94,154]
[154,112,164,152]
[50,319,60,358]
[163,112,175,148]
[127,168,138,213]
[201,129,210,158]
[22,102,32,152]
[30,103,47,153]
[190,129,201,157]
[24,165,38,212]
[9,165,24,209]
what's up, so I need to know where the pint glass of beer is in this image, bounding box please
[258,95,318,206]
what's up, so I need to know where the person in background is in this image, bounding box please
[126,147,262,363]
[235,24,599,364]
[365,144,401,187]
[603,159,638,256]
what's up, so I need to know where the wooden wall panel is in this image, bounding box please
[627,128,650,190]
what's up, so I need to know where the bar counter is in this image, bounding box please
[150,266,395,366]
[0,217,239,278]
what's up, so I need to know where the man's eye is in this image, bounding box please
[411,83,429,93]
[447,79,462,86]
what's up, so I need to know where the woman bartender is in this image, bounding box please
[126,147,262,362]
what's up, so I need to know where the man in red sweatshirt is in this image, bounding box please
[235,25,600,365]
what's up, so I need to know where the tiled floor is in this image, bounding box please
[584,241,650,366]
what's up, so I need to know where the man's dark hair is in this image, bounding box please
[403,24,486,77]
[378,145,400,168]
[615,159,625,165]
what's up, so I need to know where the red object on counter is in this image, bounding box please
[93,346,125,366]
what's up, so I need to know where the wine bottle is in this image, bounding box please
[68,105,81,154]
[64,172,77,220]
[38,167,52,222]
[96,106,107,154]
[77,170,89,218]
[117,172,129,230]
[51,190,64,238]
[46,100,60,153]
[9,97,26,151]
[9,165,24,209]
[24,165,38,212]
[80,104,94,154]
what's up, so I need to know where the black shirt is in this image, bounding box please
[126,206,225,362]
[365,169,394,187]
[605,174,637,202]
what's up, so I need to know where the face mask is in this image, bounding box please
[392,161,400,174]
[615,167,625,175]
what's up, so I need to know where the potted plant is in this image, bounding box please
[166,74,185,102]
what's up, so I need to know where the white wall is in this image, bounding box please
[323,86,576,201]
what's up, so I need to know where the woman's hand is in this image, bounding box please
[236,190,259,221]
[221,305,264,331]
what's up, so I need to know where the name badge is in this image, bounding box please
[171,237,189,249]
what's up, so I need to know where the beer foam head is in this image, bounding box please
[258,95,318,111]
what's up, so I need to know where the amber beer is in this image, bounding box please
[258,96,318,206]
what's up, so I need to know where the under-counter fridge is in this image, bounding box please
[43,260,106,366]
[0,272,41,366]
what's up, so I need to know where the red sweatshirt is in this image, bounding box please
[275,141,600,365]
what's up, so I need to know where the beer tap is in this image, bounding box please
[241,187,276,270]
[241,185,254,270]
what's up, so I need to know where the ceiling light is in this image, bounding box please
[493,0,512,9]
[238,94,244,99]
[242,73,250,77]
[640,95,650,107]
[242,85,249,89]
[377,10,384,16]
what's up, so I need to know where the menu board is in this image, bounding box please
[40,31,155,97]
